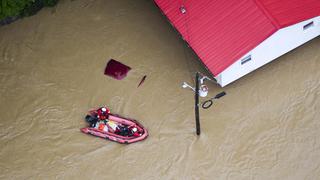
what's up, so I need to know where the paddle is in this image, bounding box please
[201,91,226,109]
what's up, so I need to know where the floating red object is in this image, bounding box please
[104,59,131,80]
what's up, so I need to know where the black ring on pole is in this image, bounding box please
[202,100,213,109]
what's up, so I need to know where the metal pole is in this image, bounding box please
[195,72,200,135]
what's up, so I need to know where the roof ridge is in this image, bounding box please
[253,0,281,29]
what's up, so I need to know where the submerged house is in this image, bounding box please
[154,0,320,87]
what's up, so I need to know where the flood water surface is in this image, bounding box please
[0,0,320,179]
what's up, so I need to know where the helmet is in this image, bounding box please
[132,127,137,132]
[101,107,107,112]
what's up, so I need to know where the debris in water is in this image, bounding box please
[104,59,131,80]
[138,75,147,87]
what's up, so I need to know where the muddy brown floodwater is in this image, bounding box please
[1,0,320,179]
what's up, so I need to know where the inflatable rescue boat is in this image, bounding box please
[81,108,148,144]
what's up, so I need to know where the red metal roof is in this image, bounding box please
[258,0,320,27]
[154,0,320,75]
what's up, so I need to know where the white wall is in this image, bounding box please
[216,16,320,87]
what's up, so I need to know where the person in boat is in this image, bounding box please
[130,127,141,137]
[96,117,120,134]
[92,107,142,137]
[85,115,99,127]
[90,107,112,130]
[96,107,110,120]
[106,120,118,132]
[116,125,131,136]
[113,125,140,137]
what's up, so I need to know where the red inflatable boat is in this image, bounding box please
[81,108,148,144]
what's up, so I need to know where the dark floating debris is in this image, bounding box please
[104,59,131,80]
[138,75,147,87]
